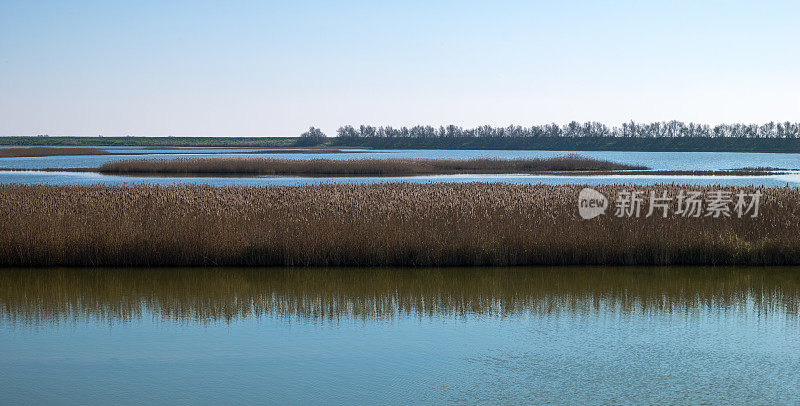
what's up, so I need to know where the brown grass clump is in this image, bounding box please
[249,149,366,154]
[97,155,645,176]
[140,147,364,154]
[0,183,798,267]
[0,147,110,157]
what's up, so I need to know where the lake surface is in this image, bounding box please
[1,147,800,186]
[2,267,799,405]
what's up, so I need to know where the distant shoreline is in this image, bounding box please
[327,137,800,153]
[0,146,368,158]
[2,166,787,178]
[4,136,800,152]
[0,136,299,148]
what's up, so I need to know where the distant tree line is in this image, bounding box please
[334,121,800,139]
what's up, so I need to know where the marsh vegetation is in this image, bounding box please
[96,155,645,176]
[0,147,112,157]
[0,183,797,267]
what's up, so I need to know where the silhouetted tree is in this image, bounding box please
[296,126,327,146]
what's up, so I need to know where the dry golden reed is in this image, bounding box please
[0,183,796,267]
[0,147,111,157]
[97,155,645,175]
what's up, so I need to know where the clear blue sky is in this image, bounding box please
[1,0,798,136]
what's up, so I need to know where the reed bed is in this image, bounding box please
[0,147,110,157]
[141,147,361,154]
[97,155,645,176]
[0,183,798,267]
[249,149,366,154]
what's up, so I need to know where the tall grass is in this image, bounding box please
[0,183,797,267]
[97,155,645,175]
[0,147,110,157]
[141,147,362,154]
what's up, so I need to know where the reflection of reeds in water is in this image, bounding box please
[1,267,798,326]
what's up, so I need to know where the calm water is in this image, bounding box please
[1,267,799,405]
[1,148,800,186]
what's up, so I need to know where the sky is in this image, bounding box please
[1,0,798,137]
